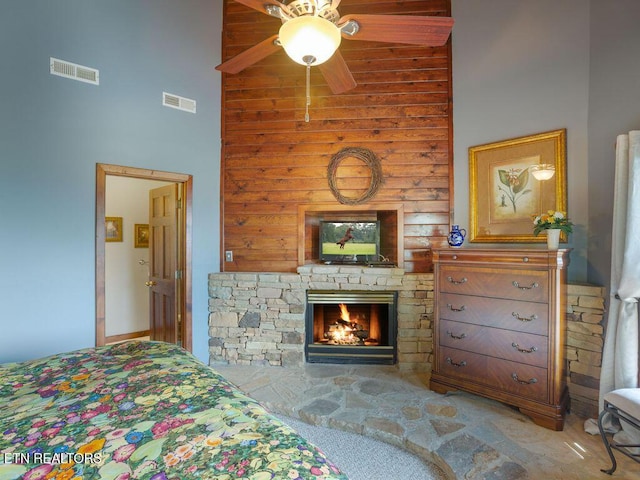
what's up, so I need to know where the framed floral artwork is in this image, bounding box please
[469,129,567,243]
[105,216,123,242]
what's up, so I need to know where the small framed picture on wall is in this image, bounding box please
[134,224,149,248]
[105,217,123,242]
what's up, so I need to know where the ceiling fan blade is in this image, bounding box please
[216,35,281,74]
[233,0,290,16]
[339,14,454,46]
[318,50,357,94]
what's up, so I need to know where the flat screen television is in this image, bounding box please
[319,221,380,264]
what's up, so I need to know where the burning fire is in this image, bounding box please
[324,303,371,345]
[339,304,351,322]
[328,304,356,343]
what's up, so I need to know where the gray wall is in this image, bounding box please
[587,1,640,289]
[452,0,640,293]
[0,1,222,363]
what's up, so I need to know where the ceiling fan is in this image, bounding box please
[216,0,454,120]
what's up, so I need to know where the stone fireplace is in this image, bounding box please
[208,265,434,372]
[305,290,398,364]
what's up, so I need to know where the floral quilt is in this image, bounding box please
[0,341,347,480]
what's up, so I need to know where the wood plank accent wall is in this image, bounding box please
[220,0,453,273]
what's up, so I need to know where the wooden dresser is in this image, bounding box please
[430,248,570,430]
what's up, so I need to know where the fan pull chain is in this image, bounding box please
[305,64,311,123]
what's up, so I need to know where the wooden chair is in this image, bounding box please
[598,388,640,474]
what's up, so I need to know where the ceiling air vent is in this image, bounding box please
[50,57,99,85]
[163,92,196,114]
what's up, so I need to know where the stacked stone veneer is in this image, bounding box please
[208,265,434,372]
[208,267,607,418]
[566,284,607,419]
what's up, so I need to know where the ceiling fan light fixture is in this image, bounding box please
[530,164,556,181]
[279,15,342,66]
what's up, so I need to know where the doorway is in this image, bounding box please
[95,163,193,351]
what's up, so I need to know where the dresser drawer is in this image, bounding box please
[433,248,567,267]
[438,293,549,336]
[439,319,548,368]
[438,346,488,382]
[438,346,549,402]
[486,355,548,402]
[439,266,548,302]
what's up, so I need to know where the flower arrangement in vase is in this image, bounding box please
[532,210,573,249]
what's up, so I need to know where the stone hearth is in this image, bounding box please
[214,363,634,480]
[208,265,434,372]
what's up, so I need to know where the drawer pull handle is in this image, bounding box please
[446,276,467,285]
[512,312,538,322]
[512,281,539,290]
[511,342,538,354]
[511,373,538,385]
[446,357,467,368]
[446,330,467,340]
[446,303,466,312]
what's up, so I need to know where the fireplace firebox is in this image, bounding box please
[305,290,398,364]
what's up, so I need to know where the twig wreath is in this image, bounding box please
[327,147,383,205]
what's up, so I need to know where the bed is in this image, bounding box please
[0,341,347,480]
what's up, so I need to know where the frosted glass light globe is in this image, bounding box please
[531,164,555,181]
[279,16,342,66]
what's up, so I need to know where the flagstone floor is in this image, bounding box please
[214,363,640,480]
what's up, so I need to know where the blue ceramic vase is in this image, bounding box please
[447,225,466,248]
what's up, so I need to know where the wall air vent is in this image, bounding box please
[50,57,99,85]
[163,92,196,114]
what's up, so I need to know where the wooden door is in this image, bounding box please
[148,184,180,344]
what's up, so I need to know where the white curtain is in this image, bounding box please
[601,131,640,398]
[587,131,640,440]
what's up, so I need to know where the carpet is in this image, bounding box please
[279,416,448,480]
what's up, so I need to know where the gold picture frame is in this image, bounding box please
[105,216,123,242]
[469,129,567,243]
[134,224,149,248]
